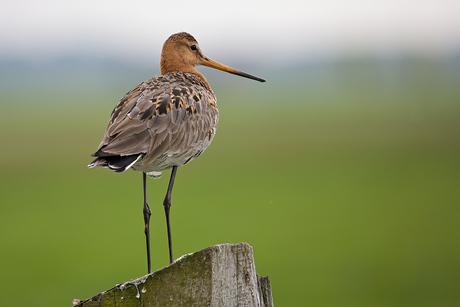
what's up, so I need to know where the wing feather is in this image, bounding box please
[91,72,218,172]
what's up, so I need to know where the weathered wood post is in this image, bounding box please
[73,242,273,307]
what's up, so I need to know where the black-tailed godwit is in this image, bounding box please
[89,32,265,273]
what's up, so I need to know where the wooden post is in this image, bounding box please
[73,242,273,307]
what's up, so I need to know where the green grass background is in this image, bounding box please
[1,58,459,306]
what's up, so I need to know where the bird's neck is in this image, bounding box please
[161,52,210,92]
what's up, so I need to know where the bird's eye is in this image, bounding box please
[190,45,197,51]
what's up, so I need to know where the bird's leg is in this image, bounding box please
[143,172,152,274]
[164,166,178,264]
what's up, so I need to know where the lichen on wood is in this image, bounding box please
[73,242,273,307]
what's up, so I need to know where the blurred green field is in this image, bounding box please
[1,60,460,306]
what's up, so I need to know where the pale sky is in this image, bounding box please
[1,0,459,64]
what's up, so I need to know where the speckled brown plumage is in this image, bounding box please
[89,71,218,178]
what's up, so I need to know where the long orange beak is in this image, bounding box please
[201,57,266,82]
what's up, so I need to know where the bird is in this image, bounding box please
[88,32,265,274]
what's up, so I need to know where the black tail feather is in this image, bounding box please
[88,154,141,173]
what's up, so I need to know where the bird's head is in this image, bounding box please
[160,32,265,83]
